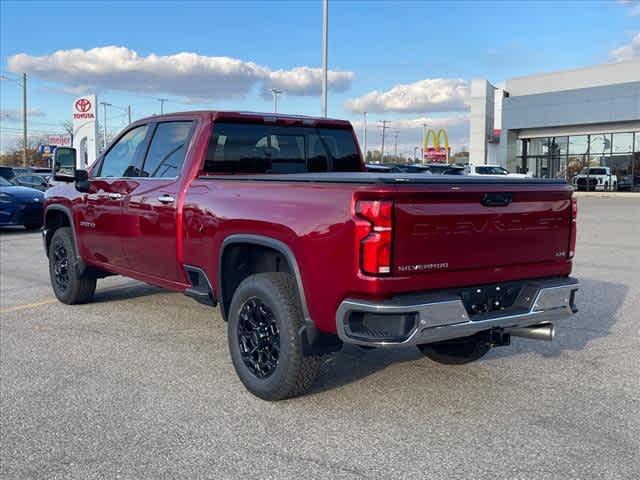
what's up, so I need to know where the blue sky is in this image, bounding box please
[1,0,638,154]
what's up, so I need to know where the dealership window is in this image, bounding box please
[517,132,639,190]
[589,134,612,158]
[568,135,589,155]
[612,132,634,154]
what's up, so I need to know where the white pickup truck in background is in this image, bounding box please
[573,167,617,191]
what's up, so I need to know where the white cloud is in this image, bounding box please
[345,78,470,114]
[263,67,353,98]
[7,46,355,101]
[618,0,640,16]
[351,114,470,154]
[1,108,46,122]
[610,33,640,61]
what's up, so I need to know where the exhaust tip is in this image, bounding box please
[508,323,555,342]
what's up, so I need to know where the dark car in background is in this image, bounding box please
[366,163,433,173]
[0,166,18,182]
[391,163,432,173]
[365,163,466,175]
[365,163,394,173]
[0,166,35,182]
[617,174,640,192]
[13,173,51,191]
[0,176,44,230]
[425,163,465,175]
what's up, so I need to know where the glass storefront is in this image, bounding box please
[517,131,640,191]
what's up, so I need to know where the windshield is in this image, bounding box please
[0,176,14,186]
[204,122,362,174]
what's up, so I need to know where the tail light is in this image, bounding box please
[568,196,577,259]
[355,200,393,275]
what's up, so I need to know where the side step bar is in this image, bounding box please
[184,265,217,307]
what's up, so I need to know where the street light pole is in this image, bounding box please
[270,88,282,113]
[422,122,428,163]
[378,120,390,162]
[158,98,168,114]
[100,102,112,149]
[22,73,27,167]
[393,130,399,156]
[0,73,28,166]
[363,112,367,157]
[321,0,328,117]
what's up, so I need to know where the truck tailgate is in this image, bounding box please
[393,186,573,276]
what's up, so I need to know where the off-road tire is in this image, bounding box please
[227,272,321,401]
[48,227,96,304]
[418,334,491,365]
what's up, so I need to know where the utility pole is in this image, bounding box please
[158,98,168,114]
[100,102,112,149]
[362,112,367,157]
[378,120,391,162]
[127,105,132,124]
[321,0,328,117]
[270,88,282,113]
[22,73,27,167]
[414,146,418,161]
[392,130,399,156]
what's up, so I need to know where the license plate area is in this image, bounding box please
[459,282,523,318]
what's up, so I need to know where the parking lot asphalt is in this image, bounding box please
[1,197,639,480]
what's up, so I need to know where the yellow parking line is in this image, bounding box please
[0,298,58,314]
[0,283,148,315]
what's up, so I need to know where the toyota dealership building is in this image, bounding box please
[470,59,640,190]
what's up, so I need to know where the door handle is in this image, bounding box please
[158,194,175,204]
[108,192,123,200]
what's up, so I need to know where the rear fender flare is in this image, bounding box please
[218,234,312,326]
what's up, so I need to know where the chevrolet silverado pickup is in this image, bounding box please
[44,111,579,400]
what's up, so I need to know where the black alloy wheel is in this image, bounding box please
[237,297,280,378]
[227,272,322,401]
[52,241,71,293]
[48,227,96,304]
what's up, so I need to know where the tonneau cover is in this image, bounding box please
[200,172,568,185]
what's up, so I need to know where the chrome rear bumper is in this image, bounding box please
[336,277,579,347]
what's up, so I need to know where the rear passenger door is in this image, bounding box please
[121,121,194,282]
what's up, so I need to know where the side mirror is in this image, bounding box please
[74,169,90,193]
[53,147,77,182]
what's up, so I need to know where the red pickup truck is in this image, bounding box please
[44,111,579,400]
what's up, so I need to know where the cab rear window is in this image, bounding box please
[203,122,362,174]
